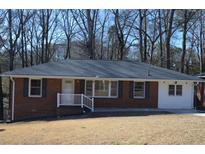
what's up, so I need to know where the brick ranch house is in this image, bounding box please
[1,60,203,121]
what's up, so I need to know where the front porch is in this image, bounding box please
[57,93,94,112]
[55,78,158,117]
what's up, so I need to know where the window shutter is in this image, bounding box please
[129,81,134,99]
[118,81,123,98]
[145,82,150,99]
[80,80,85,94]
[42,79,47,97]
[23,78,29,97]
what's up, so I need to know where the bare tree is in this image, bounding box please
[0,64,3,120]
[199,10,205,73]
[165,9,175,69]
[143,10,148,62]
[0,33,3,120]
[6,9,21,121]
[179,10,196,72]
[18,9,33,67]
[7,10,21,70]
[138,10,144,61]
[158,9,164,67]
[72,9,99,59]
[38,9,59,63]
[112,9,137,60]
[107,25,119,60]
[99,10,109,59]
[60,10,77,59]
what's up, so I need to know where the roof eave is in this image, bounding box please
[1,74,204,82]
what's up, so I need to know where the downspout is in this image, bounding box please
[10,77,15,122]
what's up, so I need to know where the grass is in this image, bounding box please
[0,113,205,144]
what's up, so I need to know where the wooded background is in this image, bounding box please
[0,9,204,73]
[0,9,205,119]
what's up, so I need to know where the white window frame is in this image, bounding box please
[85,80,118,98]
[109,81,119,97]
[168,84,183,96]
[85,80,94,97]
[133,81,145,99]
[168,85,175,96]
[28,78,42,98]
[176,85,183,96]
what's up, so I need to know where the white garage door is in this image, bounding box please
[158,81,194,109]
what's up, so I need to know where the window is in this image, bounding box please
[85,80,118,97]
[176,85,182,96]
[110,81,118,97]
[168,85,183,96]
[29,79,42,97]
[95,80,109,96]
[168,85,175,96]
[85,80,93,96]
[134,82,145,98]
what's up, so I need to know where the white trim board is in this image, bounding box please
[133,81,145,99]
[28,78,43,98]
[84,80,119,98]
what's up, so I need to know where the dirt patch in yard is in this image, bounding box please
[0,113,205,144]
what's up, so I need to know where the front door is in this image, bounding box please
[62,79,74,105]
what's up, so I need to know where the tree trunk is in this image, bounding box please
[143,10,147,62]
[30,44,33,66]
[185,60,189,74]
[0,64,3,120]
[200,11,205,73]
[24,34,28,67]
[45,9,50,63]
[86,9,95,59]
[119,44,124,60]
[8,9,14,121]
[150,43,155,64]
[20,10,25,68]
[100,26,105,59]
[30,25,34,66]
[158,10,163,67]
[166,9,175,69]
[110,38,114,60]
[139,10,144,62]
[65,39,71,59]
[41,10,45,63]
[8,9,14,71]
[181,10,188,73]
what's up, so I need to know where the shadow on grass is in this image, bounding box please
[18,111,174,123]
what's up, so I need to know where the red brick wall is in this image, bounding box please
[13,78,158,120]
[75,80,158,108]
[14,78,62,120]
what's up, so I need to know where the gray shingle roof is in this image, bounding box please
[1,60,202,81]
[197,72,205,78]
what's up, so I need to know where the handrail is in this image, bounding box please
[82,94,94,112]
[82,94,92,101]
[60,93,81,96]
[57,93,94,112]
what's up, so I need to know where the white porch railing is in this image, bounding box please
[57,93,94,112]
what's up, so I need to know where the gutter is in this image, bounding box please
[1,74,204,83]
[10,77,15,122]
